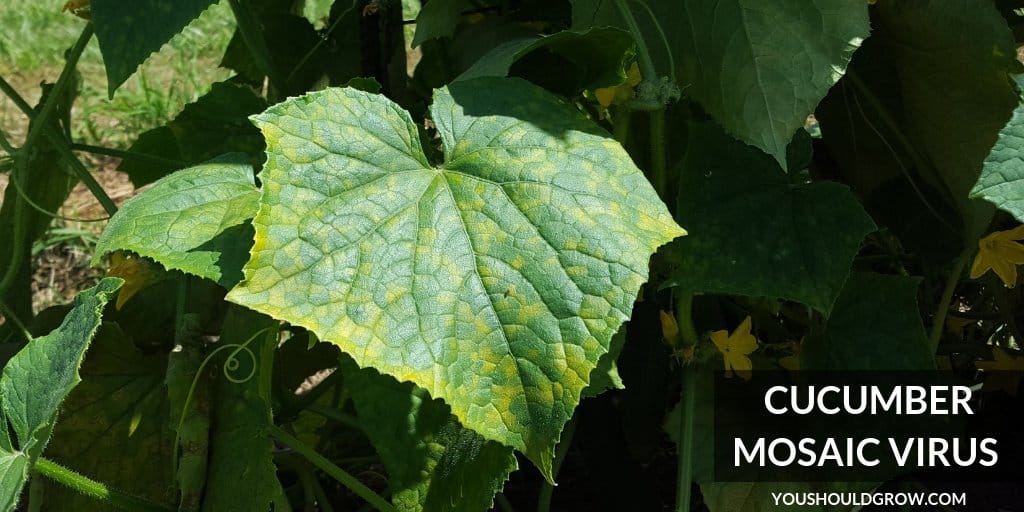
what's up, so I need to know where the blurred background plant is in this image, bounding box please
[0,0,235,310]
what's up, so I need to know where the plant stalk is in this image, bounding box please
[70,143,186,169]
[612,0,657,84]
[674,292,698,512]
[650,109,667,199]
[0,26,114,322]
[20,24,92,158]
[34,458,174,512]
[0,73,117,219]
[537,415,578,512]
[928,252,969,353]
[269,425,396,512]
[228,0,287,95]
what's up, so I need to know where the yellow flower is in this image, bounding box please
[970,225,1024,287]
[106,252,160,309]
[975,347,1024,396]
[594,63,642,108]
[659,310,681,348]
[710,316,758,380]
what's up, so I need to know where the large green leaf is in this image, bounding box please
[42,323,174,512]
[571,0,868,168]
[227,77,684,476]
[202,308,285,511]
[669,122,874,313]
[802,272,934,371]
[676,0,868,168]
[817,0,1020,241]
[344,358,517,512]
[0,278,121,511]
[971,74,1024,223]
[94,156,259,288]
[456,27,634,91]
[91,0,221,95]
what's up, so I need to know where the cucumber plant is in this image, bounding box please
[1,0,1023,511]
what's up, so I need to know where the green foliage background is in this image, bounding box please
[1,0,1023,511]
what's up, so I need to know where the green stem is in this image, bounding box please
[928,252,969,354]
[287,0,359,83]
[228,0,288,95]
[269,425,396,512]
[536,415,578,512]
[0,77,33,114]
[20,25,92,157]
[612,105,631,145]
[627,0,675,81]
[845,71,957,234]
[0,27,113,315]
[675,365,696,512]
[0,68,117,218]
[650,109,667,199]
[611,1,668,197]
[52,138,118,215]
[990,278,1023,347]
[0,300,32,341]
[495,494,516,512]
[70,143,186,168]
[673,292,698,512]
[674,292,698,346]
[305,403,362,430]
[279,367,343,420]
[612,0,656,83]
[278,454,336,512]
[34,458,174,512]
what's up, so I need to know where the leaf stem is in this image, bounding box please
[536,415,578,512]
[928,251,969,354]
[287,0,360,83]
[51,136,118,216]
[626,0,675,81]
[269,425,396,512]
[0,76,33,114]
[612,0,656,84]
[34,458,174,512]
[305,403,362,430]
[844,71,957,234]
[228,0,288,95]
[0,65,117,218]
[650,109,667,199]
[989,278,1023,347]
[0,27,113,320]
[674,292,698,512]
[496,494,516,512]
[70,143,186,169]
[612,105,631,145]
[0,300,32,340]
[20,24,92,159]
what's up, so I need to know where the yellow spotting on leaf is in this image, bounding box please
[975,347,1024,396]
[710,316,758,380]
[970,225,1024,287]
